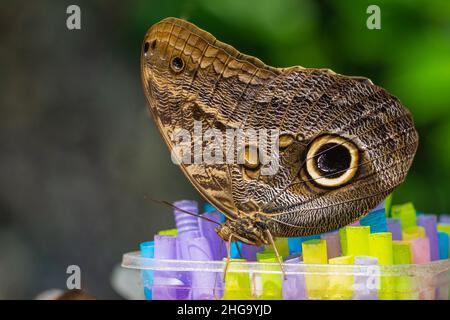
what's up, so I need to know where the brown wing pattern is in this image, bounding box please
[141,17,418,236]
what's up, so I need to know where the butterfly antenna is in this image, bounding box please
[144,196,221,226]
[265,229,287,280]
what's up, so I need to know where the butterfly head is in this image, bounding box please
[216,217,271,247]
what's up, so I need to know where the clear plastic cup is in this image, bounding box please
[121,251,450,300]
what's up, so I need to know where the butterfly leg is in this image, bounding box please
[223,234,233,282]
[265,229,287,280]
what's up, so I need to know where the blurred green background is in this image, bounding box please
[0,0,449,299]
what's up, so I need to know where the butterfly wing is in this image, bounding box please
[141,18,418,235]
[141,17,282,219]
[243,68,418,236]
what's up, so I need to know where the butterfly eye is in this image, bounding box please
[305,135,359,188]
[170,56,185,73]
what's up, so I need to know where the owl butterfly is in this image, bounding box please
[141,18,418,258]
